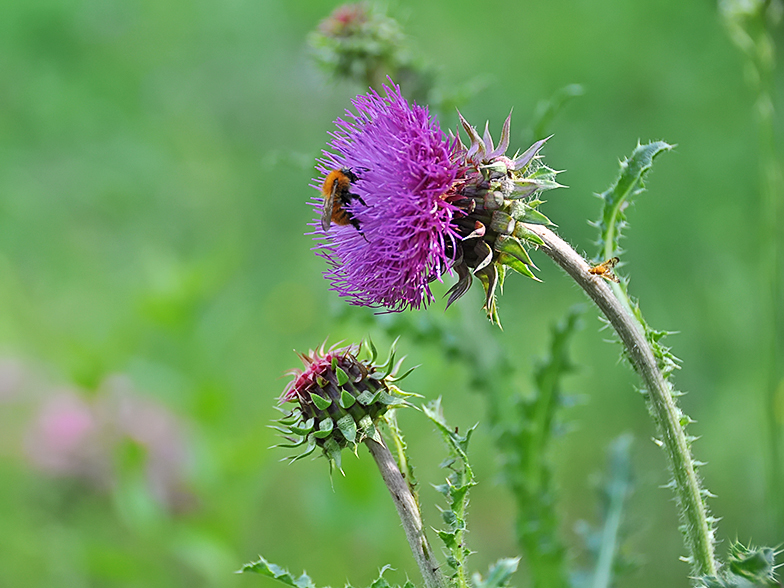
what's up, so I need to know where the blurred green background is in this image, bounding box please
[0,0,782,587]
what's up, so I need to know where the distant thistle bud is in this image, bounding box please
[275,340,415,473]
[308,2,410,92]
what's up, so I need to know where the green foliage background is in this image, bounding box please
[0,1,781,587]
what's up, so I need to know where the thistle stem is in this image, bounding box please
[523,223,719,579]
[365,437,446,588]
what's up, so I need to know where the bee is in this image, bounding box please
[320,168,366,232]
[588,256,620,283]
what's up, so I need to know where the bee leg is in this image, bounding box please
[347,192,366,207]
[347,216,369,242]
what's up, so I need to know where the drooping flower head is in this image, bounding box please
[312,81,562,325]
[311,81,464,311]
[276,340,414,473]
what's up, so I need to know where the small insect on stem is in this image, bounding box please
[320,168,366,233]
[589,256,620,283]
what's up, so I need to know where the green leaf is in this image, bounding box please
[500,307,583,588]
[238,555,318,588]
[530,83,584,140]
[271,438,307,450]
[323,437,344,475]
[586,435,634,588]
[423,398,477,578]
[594,141,673,262]
[376,390,407,407]
[515,204,553,225]
[356,390,380,405]
[366,337,379,363]
[513,223,545,246]
[472,558,520,588]
[728,542,777,581]
[369,565,394,588]
[287,433,317,463]
[358,414,382,443]
[437,529,457,548]
[389,365,417,382]
[378,338,400,375]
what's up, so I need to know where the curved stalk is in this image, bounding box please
[523,223,719,579]
[365,437,447,588]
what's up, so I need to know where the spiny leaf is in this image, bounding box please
[472,558,521,588]
[594,140,673,262]
[580,434,635,588]
[529,83,585,141]
[423,398,477,578]
[499,307,583,588]
[369,565,394,588]
[238,555,319,588]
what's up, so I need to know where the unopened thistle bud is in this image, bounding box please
[274,340,414,473]
[308,2,408,91]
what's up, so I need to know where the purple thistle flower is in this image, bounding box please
[311,81,464,311]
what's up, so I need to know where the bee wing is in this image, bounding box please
[320,180,339,232]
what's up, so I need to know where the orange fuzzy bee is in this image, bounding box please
[320,168,366,232]
[588,256,620,283]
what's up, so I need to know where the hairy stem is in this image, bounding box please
[523,223,719,578]
[365,438,446,588]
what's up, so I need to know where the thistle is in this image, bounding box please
[312,80,561,326]
[308,2,406,91]
[274,340,414,473]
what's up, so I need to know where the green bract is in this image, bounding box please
[447,112,563,326]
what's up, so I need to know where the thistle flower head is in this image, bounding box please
[312,82,561,326]
[312,81,464,311]
[275,340,415,473]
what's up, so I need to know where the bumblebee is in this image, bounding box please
[320,168,366,232]
[588,256,620,283]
